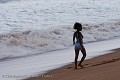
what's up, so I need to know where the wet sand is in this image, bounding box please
[25,48,120,80]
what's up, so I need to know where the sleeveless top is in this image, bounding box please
[75,32,83,43]
[74,32,84,50]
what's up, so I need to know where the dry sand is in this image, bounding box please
[25,48,120,80]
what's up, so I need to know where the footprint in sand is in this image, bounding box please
[91,58,120,67]
[67,58,120,69]
[67,67,73,69]
[67,64,89,69]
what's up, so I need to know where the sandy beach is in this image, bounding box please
[25,48,120,80]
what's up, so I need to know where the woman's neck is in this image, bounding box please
[77,30,80,32]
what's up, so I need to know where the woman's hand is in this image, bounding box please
[73,42,75,45]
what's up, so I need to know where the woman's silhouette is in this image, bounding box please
[73,22,86,69]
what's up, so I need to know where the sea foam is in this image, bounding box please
[0,21,120,60]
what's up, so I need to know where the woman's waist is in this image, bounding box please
[76,40,83,43]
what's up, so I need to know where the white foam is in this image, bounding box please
[0,21,120,60]
[0,38,120,80]
[1,0,120,32]
[0,0,120,59]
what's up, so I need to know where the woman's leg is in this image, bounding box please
[75,50,79,69]
[78,48,86,67]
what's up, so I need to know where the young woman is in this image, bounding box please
[73,22,87,69]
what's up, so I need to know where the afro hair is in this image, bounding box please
[73,22,82,31]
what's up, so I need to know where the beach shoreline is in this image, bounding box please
[1,38,120,80]
[25,48,120,80]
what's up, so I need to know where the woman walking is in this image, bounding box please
[73,22,87,69]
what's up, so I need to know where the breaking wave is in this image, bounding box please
[0,20,120,50]
[0,20,120,60]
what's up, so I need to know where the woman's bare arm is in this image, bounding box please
[73,32,76,45]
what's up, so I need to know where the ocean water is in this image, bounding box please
[0,0,120,60]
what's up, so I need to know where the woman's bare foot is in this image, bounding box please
[78,64,84,68]
[75,66,77,69]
